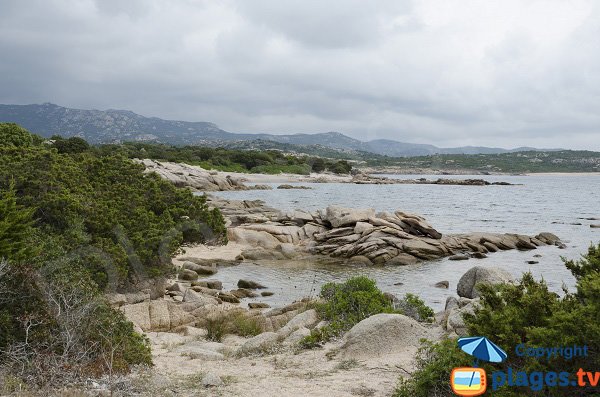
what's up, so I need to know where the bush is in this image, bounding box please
[0,124,227,288]
[396,293,435,323]
[0,123,35,147]
[394,243,600,396]
[0,260,151,386]
[301,277,397,347]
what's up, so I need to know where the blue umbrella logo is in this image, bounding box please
[458,336,507,366]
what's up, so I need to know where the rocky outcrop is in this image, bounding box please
[351,173,515,186]
[225,203,563,265]
[138,159,272,191]
[457,266,513,299]
[121,300,195,332]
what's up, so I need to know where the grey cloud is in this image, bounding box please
[0,0,599,149]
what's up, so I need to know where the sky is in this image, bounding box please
[1,0,599,149]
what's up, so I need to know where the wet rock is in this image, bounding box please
[535,232,561,245]
[347,255,373,265]
[387,253,419,266]
[434,281,449,289]
[526,260,539,264]
[591,224,600,228]
[471,252,488,259]
[217,292,240,304]
[261,291,274,297]
[191,280,223,290]
[277,184,312,190]
[238,279,266,289]
[248,302,271,309]
[230,288,259,298]
[449,254,469,261]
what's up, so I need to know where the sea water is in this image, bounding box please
[201,174,599,310]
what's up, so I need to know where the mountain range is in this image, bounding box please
[0,103,558,157]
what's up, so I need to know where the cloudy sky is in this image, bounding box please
[1,0,599,149]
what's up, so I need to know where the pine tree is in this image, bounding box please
[0,181,35,260]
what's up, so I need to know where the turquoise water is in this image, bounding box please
[202,175,600,310]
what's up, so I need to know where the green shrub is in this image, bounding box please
[301,276,397,347]
[0,124,227,288]
[0,123,35,147]
[0,181,36,261]
[231,314,263,337]
[394,242,600,396]
[397,293,435,323]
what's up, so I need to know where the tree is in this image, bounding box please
[0,181,35,261]
[0,123,34,147]
[311,158,326,173]
[52,136,91,154]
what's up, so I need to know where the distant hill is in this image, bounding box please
[0,103,560,157]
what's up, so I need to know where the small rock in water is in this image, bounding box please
[591,224,600,228]
[237,279,266,289]
[248,302,270,309]
[526,260,539,264]
[393,282,404,286]
[471,252,487,259]
[261,291,274,297]
[533,254,542,258]
[179,269,199,281]
[202,372,223,388]
[434,281,449,289]
[449,254,470,261]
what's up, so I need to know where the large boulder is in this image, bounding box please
[277,309,319,338]
[172,341,225,361]
[238,332,280,356]
[227,228,281,249]
[325,206,375,228]
[338,314,441,360]
[121,300,195,332]
[182,261,217,275]
[446,298,480,336]
[237,279,266,289]
[457,266,513,299]
[182,289,220,305]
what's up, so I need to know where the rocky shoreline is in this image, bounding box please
[206,194,563,267]
[139,159,517,191]
[99,159,565,396]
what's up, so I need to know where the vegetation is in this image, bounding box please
[0,123,228,387]
[396,293,435,323]
[301,277,398,347]
[111,142,356,175]
[204,312,264,342]
[367,150,600,173]
[394,243,600,397]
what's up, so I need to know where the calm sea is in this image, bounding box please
[203,174,600,310]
